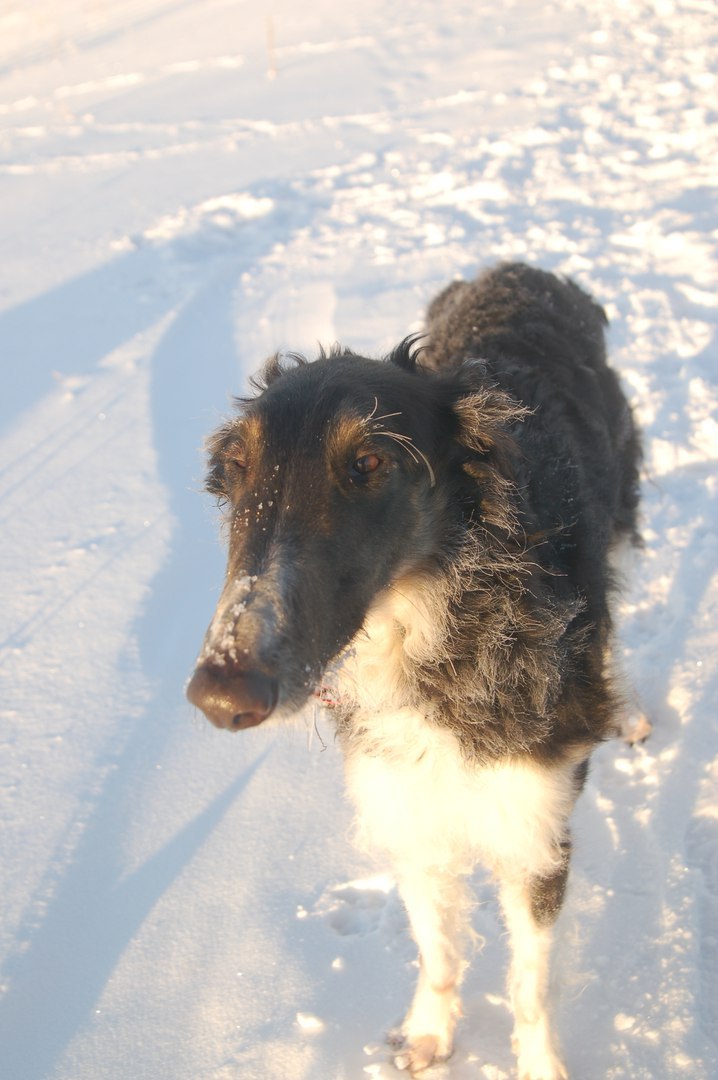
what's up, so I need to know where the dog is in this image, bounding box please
[187,262,641,1079]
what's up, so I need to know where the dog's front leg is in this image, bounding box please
[498,848,571,1080]
[392,867,471,1075]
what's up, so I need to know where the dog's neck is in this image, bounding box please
[323,572,446,715]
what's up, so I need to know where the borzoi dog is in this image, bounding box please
[187,262,641,1078]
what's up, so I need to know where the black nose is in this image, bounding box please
[186,666,279,730]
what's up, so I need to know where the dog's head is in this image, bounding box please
[186,343,520,730]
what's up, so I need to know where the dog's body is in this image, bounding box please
[187,263,641,1079]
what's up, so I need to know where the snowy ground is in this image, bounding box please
[1,1,717,1077]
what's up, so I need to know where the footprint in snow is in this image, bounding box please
[312,875,404,937]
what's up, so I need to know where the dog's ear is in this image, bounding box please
[253,351,286,389]
[204,423,237,502]
[245,351,310,395]
[451,383,527,461]
[386,334,426,372]
[449,380,529,531]
[247,343,357,394]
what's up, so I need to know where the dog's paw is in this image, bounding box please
[514,1036,568,1080]
[518,1064,568,1080]
[392,1033,451,1074]
[390,977,460,1075]
[518,1062,570,1080]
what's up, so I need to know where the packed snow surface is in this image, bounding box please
[1,1,717,1078]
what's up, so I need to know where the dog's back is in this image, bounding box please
[425,262,640,542]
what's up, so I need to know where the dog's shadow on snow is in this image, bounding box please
[0,189,317,1079]
[0,752,268,1080]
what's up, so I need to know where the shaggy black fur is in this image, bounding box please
[188,262,641,768]
[409,262,642,763]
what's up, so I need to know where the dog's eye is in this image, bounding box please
[353,453,382,476]
[226,449,248,472]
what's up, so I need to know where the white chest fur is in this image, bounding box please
[333,576,577,884]
[343,708,577,883]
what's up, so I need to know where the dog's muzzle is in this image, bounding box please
[186,665,279,730]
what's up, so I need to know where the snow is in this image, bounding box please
[1,0,716,1077]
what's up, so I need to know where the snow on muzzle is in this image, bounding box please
[186,573,280,730]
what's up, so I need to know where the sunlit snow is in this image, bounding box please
[1,1,716,1078]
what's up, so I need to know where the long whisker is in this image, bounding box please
[373,410,403,423]
[364,403,436,487]
[365,398,404,425]
[379,430,436,488]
